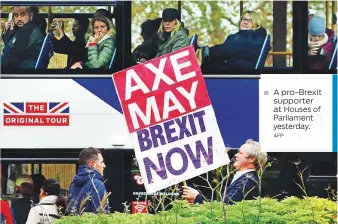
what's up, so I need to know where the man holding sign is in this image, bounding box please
[183,139,267,204]
[113,46,230,193]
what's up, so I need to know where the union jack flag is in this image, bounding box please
[3,102,69,113]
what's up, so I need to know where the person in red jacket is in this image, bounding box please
[0,200,14,224]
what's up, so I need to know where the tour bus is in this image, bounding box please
[0,0,337,212]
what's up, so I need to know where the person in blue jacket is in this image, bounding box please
[66,147,109,214]
[202,10,270,72]
[183,139,267,205]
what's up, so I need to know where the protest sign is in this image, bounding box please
[113,46,230,193]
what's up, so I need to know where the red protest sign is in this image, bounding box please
[113,46,210,133]
[113,46,229,193]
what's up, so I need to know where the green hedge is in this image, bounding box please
[55,197,337,224]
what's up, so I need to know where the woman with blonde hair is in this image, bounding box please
[71,15,115,69]
[202,10,270,71]
[156,8,190,57]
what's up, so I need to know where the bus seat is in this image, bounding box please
[109,48,117,69]
[328,36,337,70]
[255,33,271,70]
[35,33,53,69]
[190,34,198,51]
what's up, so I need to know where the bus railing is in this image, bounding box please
[41,51,295,70]
[268,51,293,67]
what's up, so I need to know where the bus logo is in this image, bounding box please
[3,102,70,126]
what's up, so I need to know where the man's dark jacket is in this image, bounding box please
[132,37,159,65]
[203,28,269,71]
[1,23,44,69]
[194,171,259,204]
[10,198,32,224]
[66,165,109,214]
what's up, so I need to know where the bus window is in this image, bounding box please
[41,164,76,189]
[131,1,177,52]
[3,164,32,196]
[181,1,240,47]
[4,163,76,192]
[33,164,40,174]
[307,1,337,72]
[243,1,293,68]
[52,6,113,14]
[1,5,118,73]
[131,1,295,74]
[308,0,335,29]
[7,164,33,181]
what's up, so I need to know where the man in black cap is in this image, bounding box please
[156,8,189,57]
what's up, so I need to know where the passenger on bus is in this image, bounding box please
[201,10,270,72]
[66,147,109,214]
[93,9,116,30]
[93,8,115,41]
[1,6,44,69]
[310,10,336,38]
[132,18,162,64]
[71,16,115,69]
[11,182,34,224]
[183,139,267,205]
[156,8,190,57]
[30,6,47,37]
[15,174,33,194]
[51,16,89,68]
[308,17,335,70]
[31,173,46,204]
[26,179,66,224]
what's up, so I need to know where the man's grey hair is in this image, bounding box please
[244,139,268,170]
